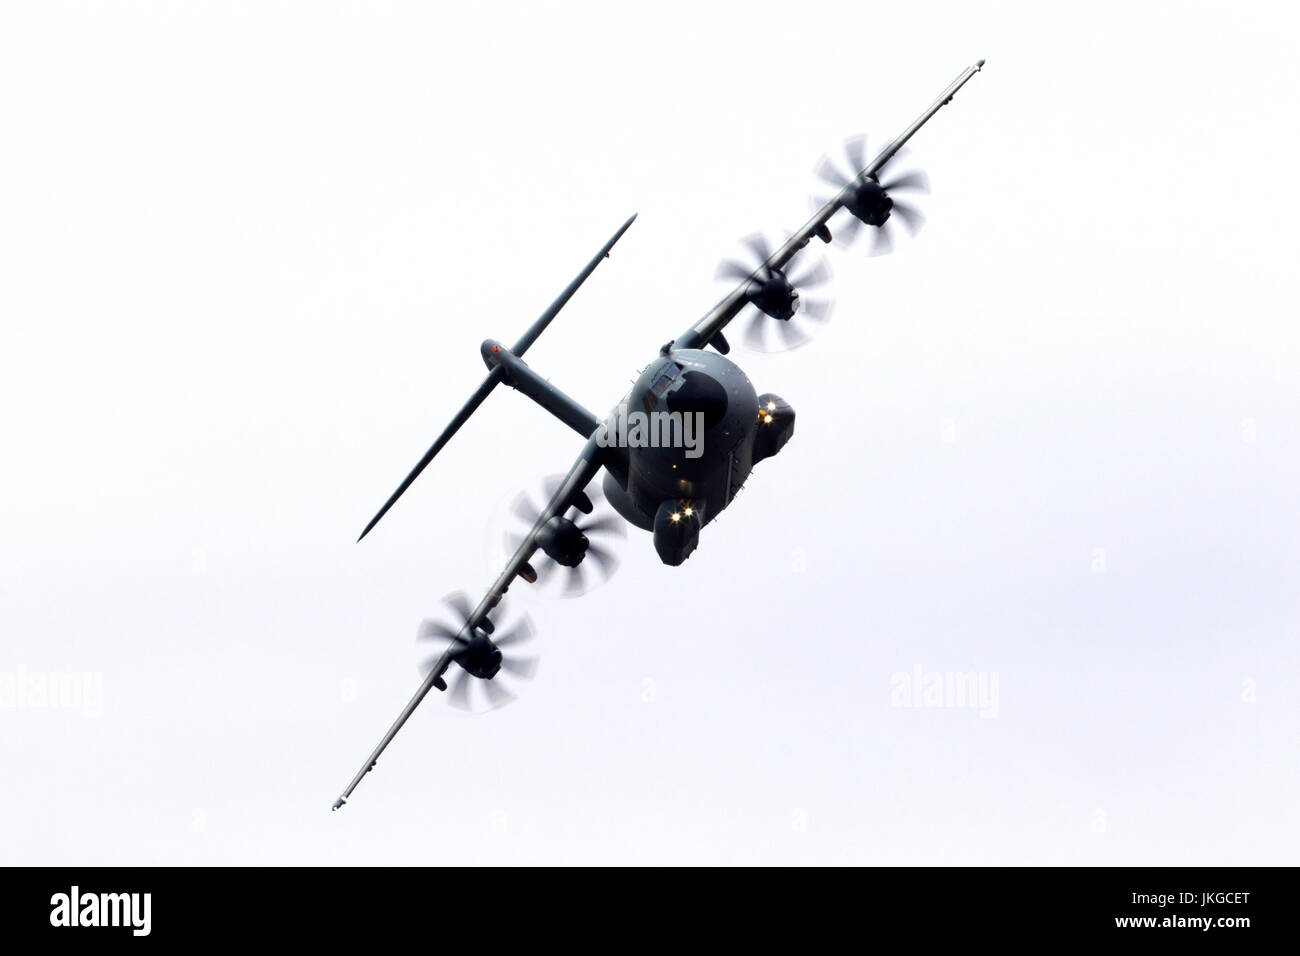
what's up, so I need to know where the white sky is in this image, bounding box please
[2,1,1298,864]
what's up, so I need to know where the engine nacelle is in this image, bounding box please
[745,268,800,321]
[653,499,701,566]
[753,393,795,463]
[536,515,588,567]
[845,179,893,227]
[456,630,503,679]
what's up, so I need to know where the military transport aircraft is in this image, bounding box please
[333,60,985,808]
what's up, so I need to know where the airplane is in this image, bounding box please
[333,59,986,808]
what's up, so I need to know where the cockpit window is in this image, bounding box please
[650,363,681,397]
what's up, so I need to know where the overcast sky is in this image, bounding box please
[2,1,1298,864]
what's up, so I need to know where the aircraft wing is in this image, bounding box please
[675,59,985,352]
[332,432,608,809]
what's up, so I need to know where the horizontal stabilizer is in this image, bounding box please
[356,214,637,541]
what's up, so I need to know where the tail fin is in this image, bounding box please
[356,214,636,542]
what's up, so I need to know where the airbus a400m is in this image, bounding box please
[334,60,986,808]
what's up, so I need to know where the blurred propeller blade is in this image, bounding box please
[812,135,931,258]
[494,617,534,649]
[815,155,851,190]
[717,231,836,353]
[500,655,539,679]
[417,619,459,643]
[801,297,834,322]
[482,679,516,710]
[774,319,807,350]
[448,669,472,711]
[562,565,588,597]
[416,591,476,665]
[414,590,539,714]
[837,215,864,247]
[740,233,774,267]
[714,259,754,283]
[586,542,619,581]
[511,491,541,527]
[503,474,627,597]
[788,258,833,290]
[891,199,926,236]
[443,591,472,623]
[416,654,443,679]
[880,169,930,194]
[581,514,623,538]
[845,134,869,174]
[869,223,895,257]
[741,312,769,351]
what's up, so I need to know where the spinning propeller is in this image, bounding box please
[505,474,626,597]
[714,233,834,352]
[416,591,538,713]
[812,135,930,256]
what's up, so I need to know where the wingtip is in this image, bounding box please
[604,214,638,256]
[357,509,386,542]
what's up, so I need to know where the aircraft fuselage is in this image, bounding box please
[600,347,794,564]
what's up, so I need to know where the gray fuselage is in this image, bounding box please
[600,347,762,535]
